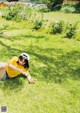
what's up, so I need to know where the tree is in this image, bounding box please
[47,0,64,10]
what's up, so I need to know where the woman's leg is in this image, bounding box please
[0,62,7,80]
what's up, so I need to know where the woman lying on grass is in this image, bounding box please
[0,53,35,84]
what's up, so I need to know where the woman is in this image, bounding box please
[0,53,35,84]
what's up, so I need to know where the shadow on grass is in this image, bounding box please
[0,75,27,94]
[0,33,45,40]
[0,34,45,56]
[27,47,80,83]
[24,34,45,39]
[0,40,25,56]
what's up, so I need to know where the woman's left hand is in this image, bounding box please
[28,78,36,84]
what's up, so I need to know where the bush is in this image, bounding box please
[53,4,62,11]
[74,4,80,13]
[3,4,33,22]
[61,5,76,13]
[51,20,65,34]
[61,4,80,13]
[33,20,43,30]
[47,0,64,11]
[65,22,78,38]
[5,12,14,20]
[4,4,23,21]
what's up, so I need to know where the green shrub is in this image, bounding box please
[74,4,80,13]
[33,20,43,30]
[61,4,80,13]
[3,4,33,22]
[5,12,14,20]
[51,20,65,34]
[61,5,76,13]
[53,4,62,11]
[65,23,78,38]
[4,4,23,21]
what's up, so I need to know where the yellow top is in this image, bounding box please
[6,56,28,78]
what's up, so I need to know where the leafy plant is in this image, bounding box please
[3,4,33,22]
[74,3,80,13]
[33,20,43,30]
[65,22,78,38]
[61,4,80,13]
[61,5,76,13]
[51,20,65,34]
[4,4,23,20]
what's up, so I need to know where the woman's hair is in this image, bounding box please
[17,55,29,69]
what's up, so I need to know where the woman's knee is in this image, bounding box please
[0,62,7,69]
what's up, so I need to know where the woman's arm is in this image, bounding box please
[23,72,36,84]
[8,64,26,74]
[8,64,35,84]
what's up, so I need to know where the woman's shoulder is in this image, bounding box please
[10,56,18,62]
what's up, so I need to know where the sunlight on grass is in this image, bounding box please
[43,12,80,23]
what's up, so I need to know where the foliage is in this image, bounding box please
[65,22,78,38]
[52,4,62,11]
[48,0,64,10]
[3,4,34,22]
[74,3,80,13]
[61,4,80,13]
[33,20,43,30]
[51,20,65,34]
[61,5,76,13]
[4,4,23,20]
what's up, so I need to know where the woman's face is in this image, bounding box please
[18,56,26,66]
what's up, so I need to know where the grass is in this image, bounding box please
[0,12,80,113]
[43,12,80,23]
[0,80,80,113]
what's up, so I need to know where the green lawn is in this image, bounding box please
[43,12,80,23]
[0,12,80,113]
